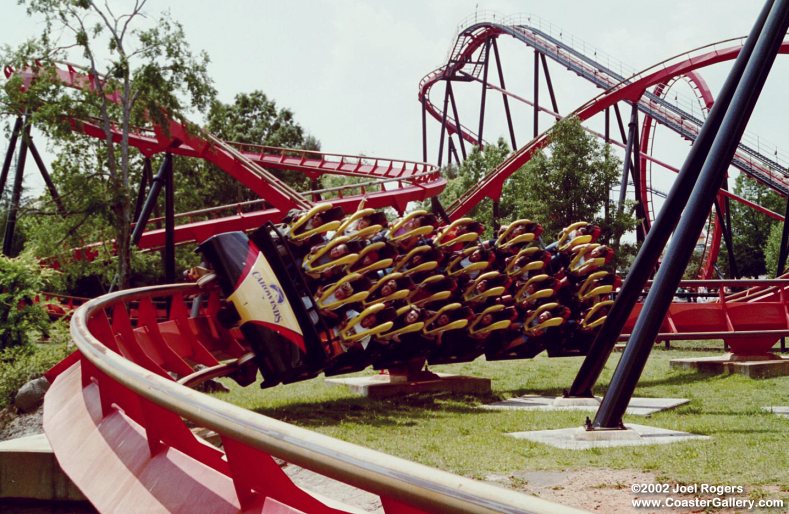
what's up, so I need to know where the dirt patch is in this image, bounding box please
[485,468,785,513]
[0,405,44,442]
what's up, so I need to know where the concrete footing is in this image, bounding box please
[508,423,710,450]
[0,434,86,503]
[325,373,491,398]
[762,406,789,418]
[484,395,688,416]
[670,353,789,378]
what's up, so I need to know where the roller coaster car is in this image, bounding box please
[504,247,550,279]
[409,275,457,308]
[433,218,485,251]
[423,303,482,365]
[286,204,345,244]
[323,303,395,376]
[495,219,542,253]
[345,241,397,276]
[514,274,559,309]
[363,272,413,306]
[446,245,494,278]
[315,273,372,312]
[487,302,570,360]
[198,229,327,388]
[388,210,438,249]
[568,243,614,278]
[302,236,363,278]
[368,305,433,370]
[334,208,389,241]
[463,271,508,304]
[554,300,614,357]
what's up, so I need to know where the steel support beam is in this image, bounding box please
[422,97,428,163]
[567,0,775,400]
[437,82,451,167]
[447,82,467,160]
[2,121,30,256]
[27,137,66,216]
[533,49,540,138]
[491,38,517,151]
[540,53,559,115]
[164,153,175,284]
[0,116,23,195]
[591,0,789,429]
[133,158,152,222]
[131,153,173,246]
[478,40,491,146]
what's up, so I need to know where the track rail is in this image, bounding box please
[49,283,585,513]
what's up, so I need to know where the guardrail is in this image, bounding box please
[52,282,587,513]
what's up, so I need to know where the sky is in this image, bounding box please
[2,1,787,202]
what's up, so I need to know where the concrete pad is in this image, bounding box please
[508,423,710,450]
[0,434,86,502]
[670,354,789,378]
[325,373,491,398]
[483,395,689,416]
[762,406,789,418]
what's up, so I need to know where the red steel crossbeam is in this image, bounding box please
[621,278,789,355]
[48,283,576,513]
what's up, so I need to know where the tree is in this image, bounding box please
[728,174,783,277]
[3,0,215,288]
[435,138,510,235]
[174,91,321,212]
[517,117,631,245]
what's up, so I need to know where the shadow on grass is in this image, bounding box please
[251,390,499,428]
[499,369,724,400]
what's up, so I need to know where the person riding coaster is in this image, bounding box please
[346,241,397,276]
[546,221,601,254]
[315,273,371,312]
[576,270,621,304]
[504,247,551,279]
[463,271,509,304]
[388,210,438,250]
[514,274,559,306]
[423,303,485,364]
[393,245,443,280]
[556,299,615,357]
[302,236,363,278]
[333,208,389,241]
[495,219,543,254]
[366,305,433,370]
[286,204,346,244]
[567,243,615,278]
[468,304,517,339]
[446,245,495,279]
[408,275,458,308]
[323,303,396,376]
[433,218,485,252]
[487,302,570,360]
[363,272,414,306]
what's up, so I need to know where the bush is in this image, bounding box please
[0,343,70,409]
[0,253,60,349]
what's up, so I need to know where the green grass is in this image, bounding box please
[216,346,789,490]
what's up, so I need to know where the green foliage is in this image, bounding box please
[0,343,70,409]
[170,91,322,216]
[436,139,510,235]
[764,222,783,277]
[728,174,783,278]
[519,117,631,243]
[0,254,59,349]
[3,1,216,288]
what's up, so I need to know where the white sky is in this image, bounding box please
[3,1,787,205]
